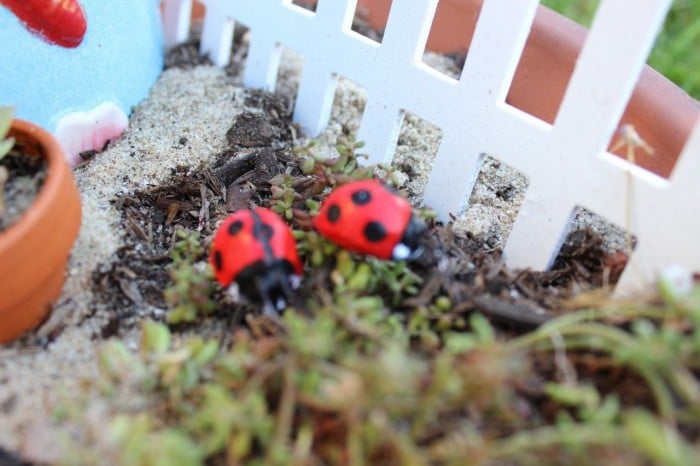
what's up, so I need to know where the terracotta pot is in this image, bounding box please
[293,0,698,178]
[0,119,81,343]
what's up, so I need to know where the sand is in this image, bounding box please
[0,66,245,451]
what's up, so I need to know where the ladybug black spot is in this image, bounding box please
[364,221,387,242]
[327,204,341,223]
[253,222,274,240]
[213,250,223,271]
[351,189,372,205]
[228,220,244,236]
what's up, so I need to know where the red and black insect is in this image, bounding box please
[210,207,302,314]
[313,179,425,260]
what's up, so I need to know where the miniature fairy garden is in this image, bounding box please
[1,9,700,466]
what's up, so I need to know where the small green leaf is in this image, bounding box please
[141,320,172,355]
[149,429,204,466]
[444,332,477,353]
[470,313,495,342]
[99,340,135,377]
[192,339,219,366]
[301,157,315,174]
[0,107,13,138]
[347,262,371,291]
[624,409,691,466]
[0,138,14,159]
[544,382,600,409]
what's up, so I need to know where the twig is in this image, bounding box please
[491,423,628,462]
[197,184,210,231]
[212,150,257,186]
[469,295,550,330]
[550,331,577,385]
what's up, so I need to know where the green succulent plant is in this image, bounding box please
[0,107,14,160]
[0,107,13,218]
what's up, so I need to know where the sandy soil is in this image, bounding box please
[0,66,244,451]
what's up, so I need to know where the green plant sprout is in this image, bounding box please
[0,106,14,218]
[52,275,700,466]
[163,229,217,323]
[0,107,13,160]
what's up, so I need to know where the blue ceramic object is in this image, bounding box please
[0,0,163,165]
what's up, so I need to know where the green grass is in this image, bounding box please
[649,0,700,98]
[541,0,700,99]
[540,0,600,27]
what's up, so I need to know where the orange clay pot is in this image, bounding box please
[295,0,698,178]
[0,119,81,343]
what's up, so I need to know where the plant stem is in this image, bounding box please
[506,318,632,353]
[507,321,677,420]
[491,423,629,462]
[0,165,8,218]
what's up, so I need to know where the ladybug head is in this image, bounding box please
[391,214,426,261]
[233,260,300,314]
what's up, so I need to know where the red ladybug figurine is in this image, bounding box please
[1,0,88,48]
[210,208,302,314]
[313,179,425,260]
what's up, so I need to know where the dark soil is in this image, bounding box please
[90,89,297,337]
[0,149,47,232]
[88,86,626,341]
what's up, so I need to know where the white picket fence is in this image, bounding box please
[161,0,700,295]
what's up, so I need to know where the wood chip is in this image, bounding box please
[115,276,145,306]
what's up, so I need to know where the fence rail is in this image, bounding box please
[162,0,700,295]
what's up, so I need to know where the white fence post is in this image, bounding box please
[162,0,193,48]
[355,0,439,165]
[423,0,542,217]
[200,3,235,67]
[159,0,699,293]
[504,0,672,271]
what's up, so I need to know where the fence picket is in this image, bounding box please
[459,0,539,101]
[245,36,282,92]
[554,0,671,154]
[162,0,192,48]
[355,101,404,166]
[200,7,234,66]
[293,62,338,136]
[161,0,696,293]
[380,0,436,60]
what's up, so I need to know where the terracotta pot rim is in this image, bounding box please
[330,0,699,177]
[0,119,70,245]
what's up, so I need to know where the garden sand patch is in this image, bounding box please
[0,66,244,450]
